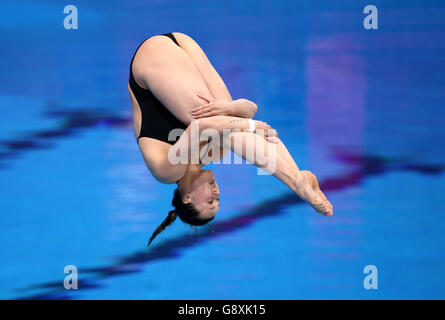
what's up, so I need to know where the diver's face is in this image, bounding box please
[188,170,220,219]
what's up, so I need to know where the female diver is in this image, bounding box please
[128,32,333,246]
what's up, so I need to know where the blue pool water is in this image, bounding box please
[1,0,445,299]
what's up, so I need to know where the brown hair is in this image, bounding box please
[147,188,215,247]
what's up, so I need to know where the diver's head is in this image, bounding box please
[177,164,220,218]
[147,164,219,247]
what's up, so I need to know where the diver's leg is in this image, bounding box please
[131,35,215,125]
[173,32,233,101]
[224,131,333,216]
[274,137,331,208]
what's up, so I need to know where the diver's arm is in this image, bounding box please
[199,116,250,133]
[168,116,276,167]
[197,116,272,135]
[193,95,257,119]
[230,99,258,118]
[169,117,251,164]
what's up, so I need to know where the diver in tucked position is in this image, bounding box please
[128,32,333,246]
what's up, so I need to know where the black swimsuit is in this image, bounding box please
[129,33,187,144]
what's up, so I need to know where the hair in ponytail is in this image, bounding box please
[147,188,215,247]
[147,210,177,247]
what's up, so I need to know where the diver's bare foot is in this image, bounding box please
[299,170,333,216]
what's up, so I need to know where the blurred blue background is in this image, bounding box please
[0,0,444,299]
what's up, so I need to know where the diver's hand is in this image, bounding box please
[192,94,235,118]
[254,120,278,143]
